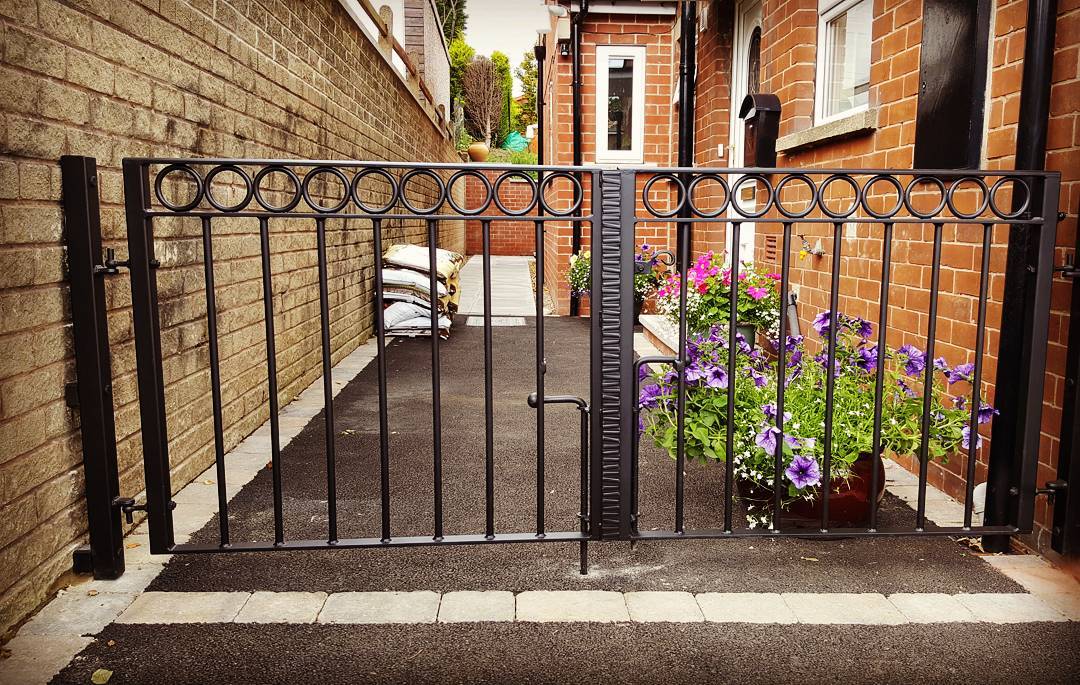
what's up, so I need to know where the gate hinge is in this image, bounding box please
[94,248,129,276]
[1037,480,1067,498]
[112,497,176,524]
[1054,253,1079,279]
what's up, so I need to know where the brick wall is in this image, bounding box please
[464,171,538,256]
[0,0,461,636]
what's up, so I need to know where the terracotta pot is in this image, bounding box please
[737,452,886,529]
[467,142,490,162]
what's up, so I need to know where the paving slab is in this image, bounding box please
[115,591,250,624]
[437,591,515,622]
[624,591,704,622]
[235,591,327,623]
[888,593,977,623]
[956,593,1068,623]
[782,592,907,625]
[696,592,797,624]
[20,590,134,637]
[515,591,630,623]
[317,591,440,624]
[0,635,93,685]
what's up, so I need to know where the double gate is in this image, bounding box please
[62,156,1068,579]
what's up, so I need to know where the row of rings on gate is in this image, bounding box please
[153,163,586,216]
[641,172,1030,221]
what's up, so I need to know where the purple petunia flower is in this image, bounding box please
[856,345,879,373]
[853,317,873,339]
[705,364,728,389]
[934,357,949,372]
[812,310,832,337]
[897,344,926,376]
[762,403,777,421]
[685,362,707,383]
[785,335,804,352]
[897,378,917,398]
[756,425,780,454]
[639,384,662,409]
[962,425,983,450]
[977,402,999,425]
[750,368,768,388]
[786,455,822,489]
[947,363,975,384]
[954,395,967,410]
[639,365,650,382]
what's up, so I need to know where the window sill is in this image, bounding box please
[776,108,878,155]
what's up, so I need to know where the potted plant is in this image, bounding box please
[654,251,781,347]
[638,310,993,529]
[565,245,667,323]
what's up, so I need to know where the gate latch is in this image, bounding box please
[1054,252,1079,280]
[1037,480,1067,498]
[113,496,146,524]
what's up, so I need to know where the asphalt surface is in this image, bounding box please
[149,317,1020,594]
[54,622,1080,684]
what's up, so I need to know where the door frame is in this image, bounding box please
[727,0,763,264]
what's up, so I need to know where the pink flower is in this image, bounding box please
[747,285,768,300]
[767,273,782,281]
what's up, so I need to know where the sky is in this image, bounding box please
[464,0,552,95]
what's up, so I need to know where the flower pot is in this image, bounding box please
[737,452,886,529]
[467,142,490,162]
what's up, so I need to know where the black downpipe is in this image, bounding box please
[983,0,1058,552]
[676,0,698,270]
[570,0,587,316]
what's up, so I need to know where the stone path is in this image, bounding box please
[456,255,536,316]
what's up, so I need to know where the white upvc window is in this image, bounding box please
[595,44,646,164]
[815,0,873,124]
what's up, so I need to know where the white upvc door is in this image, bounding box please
[727,0,763,264]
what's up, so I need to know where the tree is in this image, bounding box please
[463,56,503,147]
[514,51,538,133]
[435,0,467,43]
[448,38,475,114]
[491,51,513,145]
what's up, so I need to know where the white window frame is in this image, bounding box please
[595,44,647,164]
[814,0,872,125]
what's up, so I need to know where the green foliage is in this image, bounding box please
[514,51,538,133]
[491,51,513,145]
[435,0,467,43]
[565,249,591,295]
[448,38,475,116]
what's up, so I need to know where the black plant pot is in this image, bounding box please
[736,323,756,348]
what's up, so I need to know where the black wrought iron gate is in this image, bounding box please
[62,156,1069,579]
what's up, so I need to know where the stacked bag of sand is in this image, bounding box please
[379,243,465,338]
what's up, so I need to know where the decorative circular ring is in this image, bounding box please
[253,165,302,212]
[773,173,817,219]
[945,176,990,220]
[154,164,204,213]
[729,173,775,218]
[817,174,861,219]
[903,176,947,219]
[642,173,687,218]
[988,176,1030,219]
[444,169,490,215]
[398,168,446,215]
[350,167,399,214]
[204,164,254,213]
[301,166,351,213]
[686,173,729,218]
[860,174,905,219]
[492,171,538,216]
[538,171,584,216]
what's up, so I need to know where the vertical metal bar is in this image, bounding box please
[371,218,392,542]
[772,222,792,530]
[964,223,993,528]
[821,222,843,531]
[1052,208,1080,554]
[675,215,690,534]
[123,159,174,554]
[916,221,944,530]
[258,217,284,545]
[316,217,338,543]
[428,218,444,540]
[869,222,893,532]
[535,218,546,536]
[579,406,589,573]
[724,223,741,533]
[200,216,229,546]
[61,155,125,578]
[483,219,495,539]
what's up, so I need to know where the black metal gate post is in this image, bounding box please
[123,159,175,554]
[1052,224,1080,555]
[61,156,125,579]
[589,169,635,539]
